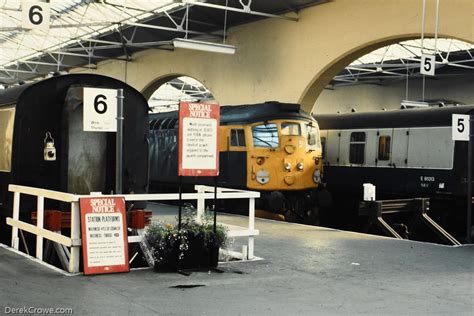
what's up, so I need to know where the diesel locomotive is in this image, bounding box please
[0,74,149,244]
[149,101,327,223]
[315,105,474,239]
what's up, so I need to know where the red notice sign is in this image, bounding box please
[80,197,129,275]
[178,102,220,176]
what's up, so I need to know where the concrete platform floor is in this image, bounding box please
[0,206,473,315]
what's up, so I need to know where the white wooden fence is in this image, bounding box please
[5,184,260,274]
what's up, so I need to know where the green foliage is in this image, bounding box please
[144,206,228,267]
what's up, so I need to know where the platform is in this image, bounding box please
[1,208,473,315]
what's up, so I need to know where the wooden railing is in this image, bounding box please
[6,184,260,274]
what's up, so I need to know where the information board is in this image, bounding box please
[80,197,129,275]
[452,114,470,141]
[83,88,118,132]
[178,102,220,176]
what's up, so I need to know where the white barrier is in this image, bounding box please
[5,184,260,274]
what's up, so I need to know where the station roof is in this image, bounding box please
[332,38,474,88]
[0,0,327,85]
[315,105,474,129]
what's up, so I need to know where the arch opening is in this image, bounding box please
[300,35,474,114]
[144,75,216,113]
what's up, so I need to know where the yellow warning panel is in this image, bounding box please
[255,209,285,221]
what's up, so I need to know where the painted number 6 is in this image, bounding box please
[94,94,107,114]
[29,5,43,25]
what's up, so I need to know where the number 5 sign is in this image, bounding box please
[83,88,118,132]
[420,54,435,76]
[22,1,50,31]
[452,114,470,141]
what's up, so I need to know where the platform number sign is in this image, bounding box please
[83,88,118,132]
[452,114,470,141]
[420,54,435,76]
[22,1,50,31]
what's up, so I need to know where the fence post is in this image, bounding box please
[11,191,20,250]
[36,196,44,260]
[196,186,205,224]
[248,197,255,259]
[68,201,80,273]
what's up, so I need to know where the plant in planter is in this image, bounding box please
[144,209,228,271]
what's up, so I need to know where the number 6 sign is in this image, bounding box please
[83,88,118,132]
[452,114,470,141]
[22,1,50,31]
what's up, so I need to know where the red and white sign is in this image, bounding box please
[80,197,129,275]
[178,102,220,176]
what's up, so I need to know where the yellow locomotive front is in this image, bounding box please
[220,111,326,224]
[150,102,327,224]
[246,120,322,191]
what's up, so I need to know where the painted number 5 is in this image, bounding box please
[457,118,465,133]
[423,58,431,72]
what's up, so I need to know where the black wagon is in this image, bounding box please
[0,74,149,243]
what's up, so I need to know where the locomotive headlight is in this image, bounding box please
[284,162,292,171]
[256,170,270,184]
[312,170,321,183]
[297,162,304,171]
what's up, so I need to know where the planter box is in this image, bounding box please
[153,236,219,272]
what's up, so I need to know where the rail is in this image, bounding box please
[5,184,260,274]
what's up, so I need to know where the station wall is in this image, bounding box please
[314,74,474,114]
[71,0,474,112]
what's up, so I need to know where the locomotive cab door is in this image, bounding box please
[376,129,393,168]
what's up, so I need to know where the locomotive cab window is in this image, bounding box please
[378,136,391,161]
[349,132,366,164]
[230,129,246,147]
[304,123,320,149]
[252,123,279,148]
[281,122,301,136]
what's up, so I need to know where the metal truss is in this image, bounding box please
[332,38,474,88]
[0,0,302,85]
[148,76,214,113]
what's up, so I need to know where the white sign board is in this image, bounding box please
[178,102,220,177]
[83,88,118,132]
[80,197,129,275]
[420,54,435,76]
[182,118,218,170]
[22,1,50,31]
[452,114,470,141]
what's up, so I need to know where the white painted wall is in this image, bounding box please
[314,74,474,114]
